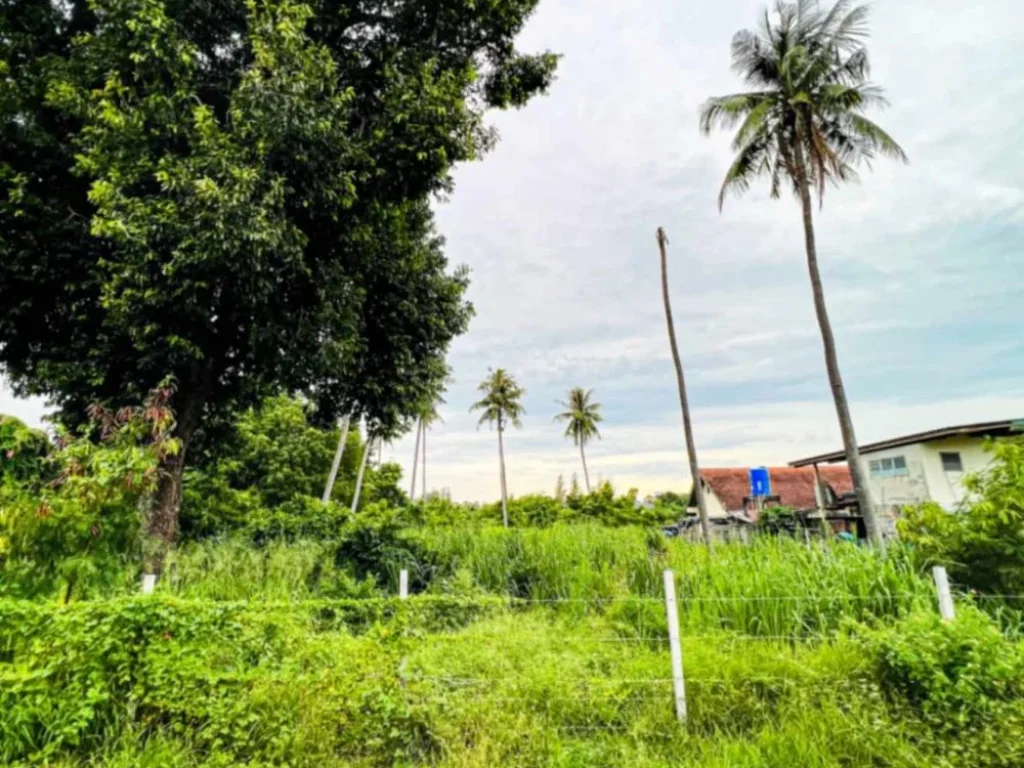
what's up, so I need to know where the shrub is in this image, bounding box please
[900,436,1024,597]
[0,389,177,599]
[858,606,1024,718]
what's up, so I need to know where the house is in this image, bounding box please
[693,466,854,521]
[789,420,1022,525]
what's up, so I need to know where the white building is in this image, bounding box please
[789,420,1021,516]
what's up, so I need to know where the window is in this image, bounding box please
[940,452,963,472]
[869,455,909,478]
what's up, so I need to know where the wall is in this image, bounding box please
[916,436,994,509]
[858,436,994,513]
[700,480,729,519]
[857,443,931,513]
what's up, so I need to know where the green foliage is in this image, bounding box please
[0,389,177,599]
[759,504,797,530]
[899,436,1024,597]
[553,387,602,446]
[470,368,526,430]
[180,396,406,540]
[858,607,1024,719]
[700,0,907,210]
[0,414,49,484]
[1,0,554,547]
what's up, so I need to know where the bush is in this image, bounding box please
[900,436,1024,597]
[858,606,1024,718]
[0,391,177,600]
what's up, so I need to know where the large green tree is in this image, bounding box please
[699,0,906,548]
[0,0,556,565]
[470,368,524,527]
[554,386,601,493]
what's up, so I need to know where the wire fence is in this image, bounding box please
[9,564,1017,733]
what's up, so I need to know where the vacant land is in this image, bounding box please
[2,528,1022,767]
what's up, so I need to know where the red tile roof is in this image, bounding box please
[700,466,853,515]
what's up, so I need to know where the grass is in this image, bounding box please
[3,525,1020,767]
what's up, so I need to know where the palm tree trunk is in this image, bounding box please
[409,419,422,500]
[789,137,882,549]
[657,227,712,548]
[497,417,509,527]
[421,424,427,499]
[351,434,373,512]
[579,442,591,493]
[321,414,351,504]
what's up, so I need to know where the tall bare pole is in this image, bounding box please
[421,421,427,499]
[657,227,711,547]
[351,433,374,512]
[321,414,351,504]
[409,419,422,500]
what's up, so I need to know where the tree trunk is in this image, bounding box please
[497,416,509,527]
[351,434,373,512]
[321,414,351,504]
[657,227,712,548]
[421,423,427,499]
[789,138,882,549]
[409,419,422,500]
[579,442,591,493]
[144,369,211,574]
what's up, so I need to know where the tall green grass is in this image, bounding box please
[148,526,935,638]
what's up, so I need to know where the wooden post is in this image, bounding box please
[399,569,409,600]
[933,566,955,621]
[663,569,687,723]
[141,573,157,595]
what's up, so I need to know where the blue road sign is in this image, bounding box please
[749,467,771,497]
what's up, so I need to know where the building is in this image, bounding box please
[789,420,1022,518]
[692,465,853,521]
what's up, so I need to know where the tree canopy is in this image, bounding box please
[554,387,602,447]
[0,0,557,552]
[699,0,906,209]
[470,368,525,431]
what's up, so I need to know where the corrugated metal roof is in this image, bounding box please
[788,419,1019,468]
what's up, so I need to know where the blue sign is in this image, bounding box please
[749,467,771,497]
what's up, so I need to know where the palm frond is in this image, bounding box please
[731,29,779,85]
[718,133,772,210]
[699,92,772,134]
[703,0,903,209]
[845,113,908,162]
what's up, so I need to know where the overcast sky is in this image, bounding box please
[4,0,1023,500]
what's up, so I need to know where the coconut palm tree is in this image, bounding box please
[657,228,712,548]
[470,368,525,527]
[699,0,906,549]
[554,387,603,493]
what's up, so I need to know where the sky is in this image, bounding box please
[3,0,1023,501]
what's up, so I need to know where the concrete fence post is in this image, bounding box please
[662,569,687,723]
[399,569,409,600]
[141,573,157,595]
[933,565,955,621]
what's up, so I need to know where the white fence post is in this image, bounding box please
[933,565,955,621]
[399,569,409,600]
[140,573,157,595]
[662,569,687,723]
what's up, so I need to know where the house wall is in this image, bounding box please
[700,480,729,519]
[917,436,993,508]
[858,436,994,512]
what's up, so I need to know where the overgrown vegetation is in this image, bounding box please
[1,533,1022,767]
[900,436,1024,601]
